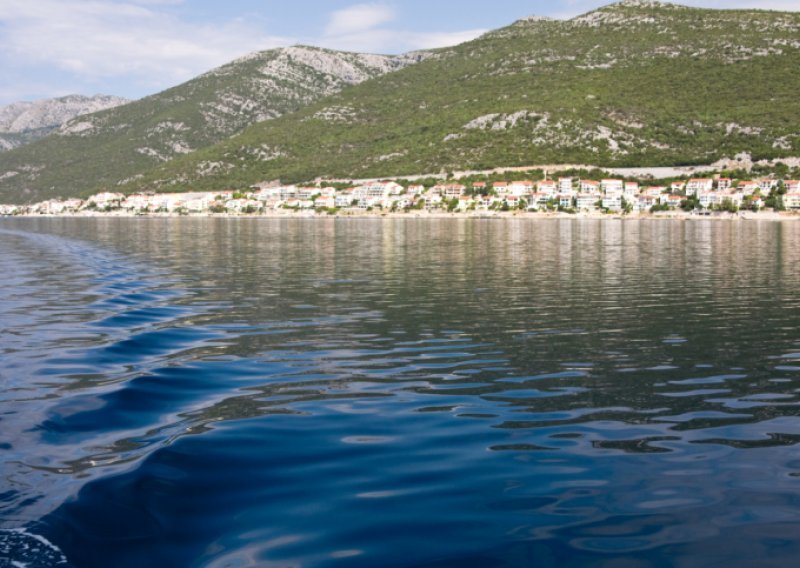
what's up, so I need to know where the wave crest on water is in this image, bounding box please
[0,529,70,568]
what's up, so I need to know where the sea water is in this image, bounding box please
[1,217,800,567]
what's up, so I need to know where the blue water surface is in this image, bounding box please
[1,217,800,567]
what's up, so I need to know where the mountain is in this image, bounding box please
[123,0,800,193]
[0,95,128,152]
[0,46,428,203]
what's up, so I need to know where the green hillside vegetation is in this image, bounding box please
[0,128,52,150]
[0,47,423,203]
[128,0,800,194]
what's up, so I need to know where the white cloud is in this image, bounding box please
[319,2,486,53]
[6,0,795,105]
[406,29,490,50]
[319,28,487,53]
[0,0,485,103]
[0,0,292,95]
[325,3,396,36]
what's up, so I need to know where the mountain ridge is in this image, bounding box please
[0,94,128,152]
[122,0,800,193]
[0,45,430,202]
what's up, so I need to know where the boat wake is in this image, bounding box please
[0,528,70,567]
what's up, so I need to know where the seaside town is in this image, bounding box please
[2,175,800,217]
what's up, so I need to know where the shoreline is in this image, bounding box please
[3,210,799,222]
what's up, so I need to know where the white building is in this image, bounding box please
[602,194,623,211]
[492,181,509,195]
[509,181,534,196]
[526,193,544,210]
[538,180,557,196]
[644,186,666,197]
[580,180,600,193]
[225,198,261,213]
[439,184,466,197]
[297,187,320,200]
[392,197,412,210]
[671,181,686,193]
[362,181,403,198]
[697,191,722,208]
[576,194,599,211]
[758,179,778,193]
[638,195,658,211]
[122,194,153,211]
[737,181,759,195]
[425,194,443,209]
[335,191,356,208]
[685,179,714,196]
[315,196,336,209]
[455,196,474,211]
[724,192,743,208]
[601,179,624,193]
[184,194,214,212]
[255,187,282,200]
[783,192,800,209]
[279,186,298,201]
[87,192,124,209]
[44,198,83,214]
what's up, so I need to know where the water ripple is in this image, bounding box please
[2,218,800,566]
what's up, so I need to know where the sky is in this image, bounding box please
[1,0,799,105]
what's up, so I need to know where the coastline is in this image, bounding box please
[4,210,798,221]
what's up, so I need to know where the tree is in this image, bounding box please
[680,195,699,211]
[622,197,633,215]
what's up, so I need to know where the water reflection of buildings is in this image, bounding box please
[8,217,800,463]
